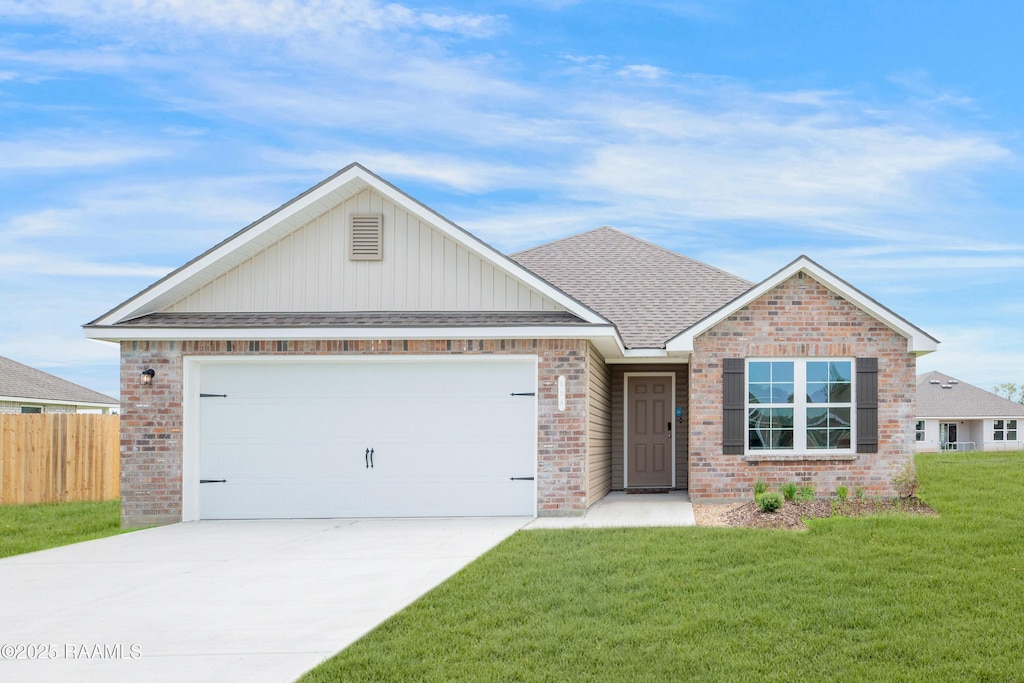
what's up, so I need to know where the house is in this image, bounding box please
[84,164,938,527]
[0,354,119,414]
[915,371,1024,451]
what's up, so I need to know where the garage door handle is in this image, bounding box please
[510,476,535,481]
[200,479,227,484]
[365,448,374,468]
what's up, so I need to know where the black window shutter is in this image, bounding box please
[723,358,745,454]
[856,358,878,454]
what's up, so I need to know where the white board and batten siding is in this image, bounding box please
[168,188,564,314]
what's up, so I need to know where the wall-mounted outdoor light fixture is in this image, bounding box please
[140,368,155,386]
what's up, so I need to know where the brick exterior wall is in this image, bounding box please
[119,338,594,527]
[688,274,917,502]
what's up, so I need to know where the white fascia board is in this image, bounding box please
[83,324,622,344]
[91,164,609,328]
[606,356,690,364]
[0,395,119,408]
[665,256,940,355]
[919,414,1024,420]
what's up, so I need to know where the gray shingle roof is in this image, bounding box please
[0,355,118,405]
[917,371,1024,418]
[115,311,590,328]
[512,227,753,349]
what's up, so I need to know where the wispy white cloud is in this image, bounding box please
[617,64,670,81]
[0,0,506,39]
[0,136,165,172]
[264,148,549,193]
[0,252,170,277]
[563,93,1009,234]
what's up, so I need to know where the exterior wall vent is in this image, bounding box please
[350,215,383,261]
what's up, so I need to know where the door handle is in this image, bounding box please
[365,448,375,468]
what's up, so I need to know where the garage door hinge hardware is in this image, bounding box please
[199,393,228,398]
[510,392,536,397]
[510,476,535,481]
[200,479,227,484]
[365,448,374,468]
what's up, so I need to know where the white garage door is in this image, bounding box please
[196,357,537,519]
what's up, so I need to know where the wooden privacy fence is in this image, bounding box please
[0,414,120,504]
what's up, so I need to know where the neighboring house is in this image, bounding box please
[84,163,938,527]
[0,354,119,414]
[916,371,1024,452]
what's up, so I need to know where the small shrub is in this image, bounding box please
[781,481,798,502]
[836,486,849,502]
[854,486,865,500]
[892,461,918,498]
[753,480,768,496]
[796,484,815,503]
[755,491,784,513]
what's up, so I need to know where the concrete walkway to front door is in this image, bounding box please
[526,491,696,529]
[0,518,525,683]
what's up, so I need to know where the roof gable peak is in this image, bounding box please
[86,165,610,328]
[666,255,939,355]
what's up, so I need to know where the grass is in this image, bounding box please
[0,499,125,558]
[300,453,1024,682]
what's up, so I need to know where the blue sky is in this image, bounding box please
[1,0,1022,399]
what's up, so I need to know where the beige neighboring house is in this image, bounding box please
[916,371,1024,451]
[0,354,119,414]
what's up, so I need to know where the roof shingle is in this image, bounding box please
[0,355,118,405]
[512,227,753,348]
[917,371,1024,418]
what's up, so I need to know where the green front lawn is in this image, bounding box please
[301,452,1024,682]
[0,499,124,558]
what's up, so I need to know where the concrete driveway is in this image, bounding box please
[0,517,527,683]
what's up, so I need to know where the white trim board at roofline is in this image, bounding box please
[0,395,119,409]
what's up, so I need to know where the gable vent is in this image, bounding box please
[350,214,383,261]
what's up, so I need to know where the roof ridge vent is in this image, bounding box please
[350,214,383,261]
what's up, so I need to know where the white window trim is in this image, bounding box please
[745,358,856,456]
[994,419,1018,442]
[915,420,926,442]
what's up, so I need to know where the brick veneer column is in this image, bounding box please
[120,341,184,527]
[118,338,591,526]
[688,275,917,502]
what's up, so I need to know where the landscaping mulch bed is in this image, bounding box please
[694,497,936,530]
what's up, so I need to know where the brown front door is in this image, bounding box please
[626,375,673,488]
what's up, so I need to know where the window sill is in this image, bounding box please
[744,453,858,463]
